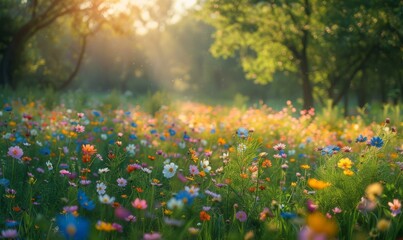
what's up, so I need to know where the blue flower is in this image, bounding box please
[5,220,19,228]
[183,132,190,141]
[150,129,157,134]
[131,122,137,127]
[92,111,101,117]
[280,212,297,219]
[370,136,383,148]
[356,135,367,143]
[160,136,166,141]
[0,178,10,187]
[39,147,51,155]
[175,190,194,205]
[321,145,340,155]
[78,190,95,211]
[210,129,216,134]
[4,106,12,112]
[57,214,89,240]
[168,128,176,136]
[129,134,137,140]
[237,128,248,138]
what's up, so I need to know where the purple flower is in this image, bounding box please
[1,229,18,239]
[235,211,248,222]
[117,178,127,187]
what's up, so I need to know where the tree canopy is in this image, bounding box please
[198,0,402,108]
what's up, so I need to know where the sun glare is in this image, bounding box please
[109,0,196,34]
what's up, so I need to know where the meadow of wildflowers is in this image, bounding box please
[0,95,402,240]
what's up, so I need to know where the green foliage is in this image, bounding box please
[198,0,403,107]
[232,93,249,110]
[144,91,172,116]
[313,126,400,212]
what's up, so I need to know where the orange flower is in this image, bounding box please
[82,144,97,155]
[200,211,211,221]
[127,165,136,173]
[81,168,91,173]
[148,155,155,161]
[218,138,226,145]
[108,152,115,159]
[21,156,32,162]
[308,178,331,190]
[240,173,248,179]
[262,159,272,168]
[248,166,258,173]
[82,154,91,163]
[96,221,116,232]
[12,206,21,212]
[199,171,206,177]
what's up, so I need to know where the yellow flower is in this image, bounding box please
[376,219,391,232]
[337,158,353,170]
[95,221,115,232]
[244,231,254,240]
[300,164,310,170]
[164,209,173,215]
[308,178,331,190]
[365,182,383,202]
[291,182,297,187]
[343,169,354,176]
[306,211,338,237]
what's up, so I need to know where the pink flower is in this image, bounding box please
[332,207,342,214]
[112,223,123,232]
[8,146,23,159]
[115,207,131,220]
[189,165,199,175]
[143,232,161,240]
[75,124,85,133]
[132,198,147,210]
[273,143,286,151]
[388,199,401,217]
[59,170,71,176]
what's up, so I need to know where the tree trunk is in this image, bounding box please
[357,70,367,108]
[0,24,34,87]
[343,91,349,117]
[380,78,387,103]
[300,0,313,109]
[300,60,314,109]
[57,35,87,90]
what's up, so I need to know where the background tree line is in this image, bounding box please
[0,0,402,110]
